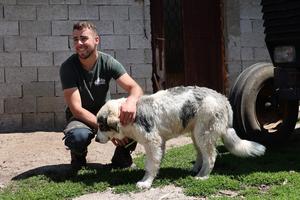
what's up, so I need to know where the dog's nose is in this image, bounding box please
[95,136,100,142]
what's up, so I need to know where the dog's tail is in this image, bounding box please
[222,128,266,157]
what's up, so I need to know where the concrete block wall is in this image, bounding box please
[0,0,152,132]
[224,0,271,89]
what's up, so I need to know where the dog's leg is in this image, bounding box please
[137,138,165,189]
[191,131,202,174]
[193,124,218,180]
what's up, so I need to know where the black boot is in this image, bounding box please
[111,140,137,169]
[70,151,87,171]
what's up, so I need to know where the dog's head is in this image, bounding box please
[95,98,126,143]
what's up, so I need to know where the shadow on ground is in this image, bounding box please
[11,127,300,186]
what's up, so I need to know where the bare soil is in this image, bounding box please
[0,131,199,199]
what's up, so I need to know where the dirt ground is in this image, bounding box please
[0,131,199,200]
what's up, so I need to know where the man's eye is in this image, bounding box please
[80,37,88,42]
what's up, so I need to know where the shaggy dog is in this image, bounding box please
[95,86,266,189]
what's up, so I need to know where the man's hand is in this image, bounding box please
[119,100,137,125]
[111,137,129,146]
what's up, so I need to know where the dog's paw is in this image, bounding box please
[195,175,209,180]
[136,181,152,189]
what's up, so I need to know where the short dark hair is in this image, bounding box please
[73,21,98,34]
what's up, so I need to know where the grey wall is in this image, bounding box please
[224,0,271,88]
[0,0,152,132]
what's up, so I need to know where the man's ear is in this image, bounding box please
[107,116,120,133]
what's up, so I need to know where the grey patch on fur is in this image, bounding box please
[135,97,155,133]
[180,100,197,128]
[97,115,110,131]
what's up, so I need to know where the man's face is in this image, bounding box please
[72,28,99,59]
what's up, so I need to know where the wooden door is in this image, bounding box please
[151,0,225,93]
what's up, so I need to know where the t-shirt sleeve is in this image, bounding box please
[59,62,78,90]
[107,56,127,80]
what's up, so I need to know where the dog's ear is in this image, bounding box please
[107,116,120,133]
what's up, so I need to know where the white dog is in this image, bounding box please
[95,86,266,189]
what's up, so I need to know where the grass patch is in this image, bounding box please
[2,133,300,199]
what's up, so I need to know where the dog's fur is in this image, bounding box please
[95,86,266,189]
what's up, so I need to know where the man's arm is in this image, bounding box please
[63,87,98,130]
[116,73,143,125]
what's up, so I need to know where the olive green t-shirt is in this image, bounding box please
[59,51,126,120]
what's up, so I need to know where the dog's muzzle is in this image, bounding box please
[95,131,110,143]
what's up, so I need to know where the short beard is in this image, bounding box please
[78,45,97,59]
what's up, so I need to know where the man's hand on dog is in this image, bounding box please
[119,99,137,125]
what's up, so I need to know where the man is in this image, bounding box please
[59,21,143,171]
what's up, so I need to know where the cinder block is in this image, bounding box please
[130,64,152,79]
[101,35,129,49]
[37,96,65,112]
[0,38,3,52]
[226,61,243,89]
[115,49,144,64]
[23,82,55,97]
[129,5,150,20]
[0,114,22,132]
[52,21,73,36]
[0,83,22,98]
[240,3,262,20]
[99,6,128,20]
[0,53,21,67]
[144,49,152,64]
[254,47,270,61]
[37,36,69,51]
[54,112,66,131]
[20,21,51,36]
[130,35,151,48]
[54,51,74,66]
[252,19,264,33]
[23,113,55,131]
[5,67,37,83]
[37,5,68,20]
[0,0,16,5]
[69,5,99,20]
[114,20,144,34]
[92,20,114,35]
[227,46,241,62]
[22,52,53,67]
[86,0,133,5]
[17,0,48,5]
[240,32,265,47]
[0,99,4,114]
[4,5,36,20]
[4,36,36,52]
[50,0,80,4]
[4,96,36,113]
[227,35,241,48]
[241,47,253,60]
[0,68,4,83]
[145,78,153,93]
[38,67,60,81]
[0,21,19,36]
[240,19,252,33]
[55,81,64,97]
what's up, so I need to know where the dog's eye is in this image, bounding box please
[99,122,110,131]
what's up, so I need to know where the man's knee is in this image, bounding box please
[64,128,94,153]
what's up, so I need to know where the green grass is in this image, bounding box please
[2,133,300,199]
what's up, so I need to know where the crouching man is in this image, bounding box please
[59,21,143,171]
